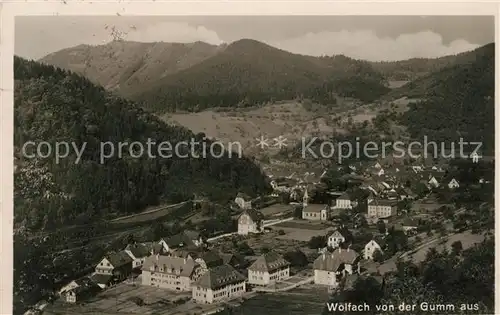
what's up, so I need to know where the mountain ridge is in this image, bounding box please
[39,38,390,111]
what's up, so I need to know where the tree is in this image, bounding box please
[236,242,254,256]
[294,206,303,219]
[308,236,327,249]
[451,240,463,255]
[283,250,308,268]
[373,249,384,263]
[377,220,387,234]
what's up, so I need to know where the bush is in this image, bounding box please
[278,230,286,235]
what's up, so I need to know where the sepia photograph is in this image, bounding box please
[8,11,495,315]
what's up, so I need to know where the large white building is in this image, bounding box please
[313,248,360,289]
[141,255,203,291]
[336,192,357,209]
[237,208,264,235]
[248,252,290,286]
[192,264,246,304]
[367,199,398,220]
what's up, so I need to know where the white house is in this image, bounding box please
[141,255,203,291]
[336,192,357,209]
[313,248,360,288]
[95,251,133,281]
[158,230,204,253]
[428,176,440,188]
[327,228,352,249]
[363,239,385,260]
[64,280,101,304]
[248,252,290,286]
[367,199,398,220]
[237,208,264,235]
[302,204,330,221]
[448,178,460,189]
[192,264,246,304]
[124,244,151,269]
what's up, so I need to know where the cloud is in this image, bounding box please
[124,22,224,45]
[16,17,480,62]
[268,30,480,61]
[15,18,224,60]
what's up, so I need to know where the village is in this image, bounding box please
[38,155,493,315]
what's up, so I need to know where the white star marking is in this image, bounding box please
[255,135,269,149]
[273,136,288,149]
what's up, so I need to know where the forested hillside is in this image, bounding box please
[41,39,390,113]
[41,41,220,93]
[14,56,270,231]
[397,43,495,154]
[131,39,390,112]
[322,237,494,315]
[369,46,481,81]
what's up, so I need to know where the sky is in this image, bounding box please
[15,16,495,61]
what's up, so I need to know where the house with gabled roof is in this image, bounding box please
[125,243,151,269]
[220,253,246,269]
[270,177,297,192]
[327,228,353,249]
[447,178,460,189]
[158,230,204,252]
[195,250,225,272]
[142,241,167,255]
[58,277,95,297]
[170,248,198,261]
[313,247,360,288]
[142,254,203,291]
[64,277,101,304]
[363,237,385,260]
[302,204,330,221]
[237,208,264,235]
[95,251,133,281]
[192,264,246,304]
[248,251,290,286]
[90,273,113,289]
[401,218,419,234]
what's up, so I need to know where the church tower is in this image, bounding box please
[303,188,309,207]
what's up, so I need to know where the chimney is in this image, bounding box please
[156,253,159,261]
[338,247,342,253]
[322,253,325,260]
[184,258,187,264]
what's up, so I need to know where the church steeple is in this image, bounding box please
[303,188,309,206]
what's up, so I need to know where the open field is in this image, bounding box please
[44,282,221,315]
[411,200,451,213]
[273,220,330,230]
[259,204,293,218]
[245,231,305,254]
[268,219,334,242]
[161,99,406,157]
[231,286,330,315]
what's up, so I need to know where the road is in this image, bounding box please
[25,200,194,241]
